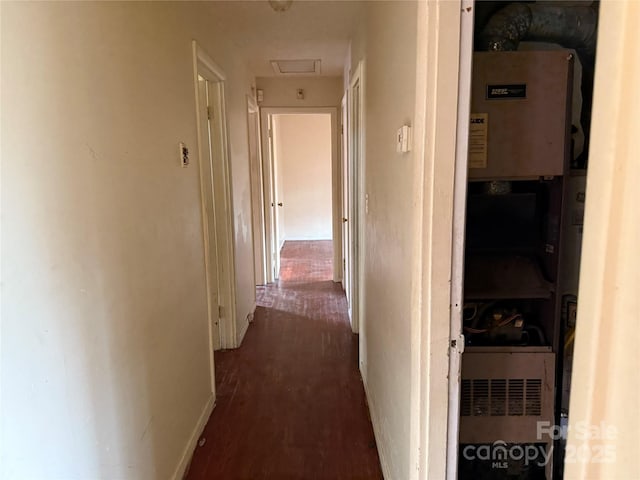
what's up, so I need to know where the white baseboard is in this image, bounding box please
[362,377,392,480]
[247,304,256,323]
[171,395,215,480]
[236,304,255,347]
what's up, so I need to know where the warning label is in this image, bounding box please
[469,113,488,169]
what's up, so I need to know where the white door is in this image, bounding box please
[341,93,352,310]
[273,117,285,271]
[348,73,362,334]
[247,97,267,285]
[267,115,282,279]
[197,75,222,351]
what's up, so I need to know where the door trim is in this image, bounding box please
[349,61,365,336]
[192,41,238,361]
[259,107,341,283]
[409,2,468,478]
[247,94,267,286]
[446,1,474,479]
[340,92,350,300]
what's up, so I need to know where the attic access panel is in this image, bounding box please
[270,59,321,76]
[469,50,574,180]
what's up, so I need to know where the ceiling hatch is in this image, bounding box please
[270,59,321,76]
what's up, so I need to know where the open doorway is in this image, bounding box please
[192,42,239,391]
[273,113,333,282]
[259,108,341,285]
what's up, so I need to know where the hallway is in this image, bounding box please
[186,241,383,479]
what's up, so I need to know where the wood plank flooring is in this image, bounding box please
[185,240,383,480]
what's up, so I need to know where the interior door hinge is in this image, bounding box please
[268,128,273,139]
[450,334,465,355]
[218,305,223,319]
[207,106,213,120]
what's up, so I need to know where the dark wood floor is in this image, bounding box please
[185,240,383,480]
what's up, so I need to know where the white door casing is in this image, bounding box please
[446,0,474,478]
[247,95,267,286]
[196,75,222,357]
[341,92,352,308]
[349,63,365,336]
[192,41,239,367]
[259,107,341,283]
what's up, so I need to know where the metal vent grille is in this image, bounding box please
[509,379,524,415]
[490,379,507,416]
[461,380,472,416]
[526,379,542,415]
[461,378,543,417]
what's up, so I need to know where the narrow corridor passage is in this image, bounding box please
[186,241,383,479]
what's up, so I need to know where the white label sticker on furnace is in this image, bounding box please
[469,113,488,169]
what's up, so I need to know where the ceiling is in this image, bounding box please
[204,1,365,77]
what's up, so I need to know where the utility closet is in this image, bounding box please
[458,2,599,479]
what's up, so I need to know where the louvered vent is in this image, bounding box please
[509,379,525,415]
[490,379,507,416]
[526,379,542,415]
[473,379,490,416]
[461,379,472,416]
[461,378,543,417]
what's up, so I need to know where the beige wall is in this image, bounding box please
[273,114,333,241]
[256,76,343,108]
[0,2,255,479]
[349,2,466,479]
[565,1,640,478]
[350,2,420,479]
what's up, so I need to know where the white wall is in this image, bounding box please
[349,2,420,479]
[256,76,343,108]
[273,114,333,241]
[0,2,255,479]
[565,2,640,478]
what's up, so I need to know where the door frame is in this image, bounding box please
[408,1,471,478]
[259,107,341,283]
[192,41,238,362]
[247,94,267,286]
[340,92,351,302]
[348,61,365,335]
[446,1,474,478]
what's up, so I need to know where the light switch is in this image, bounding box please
[179,142,189,167]
[396,125,412,153]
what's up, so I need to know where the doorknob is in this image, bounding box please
[342,217,348,223]
[277,202,283,207]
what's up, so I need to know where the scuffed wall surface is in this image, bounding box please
[0,2,255,478]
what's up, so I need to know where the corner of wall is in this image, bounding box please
[362,376,393,480]
[171,395,215,480]
[236,304,256,347]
